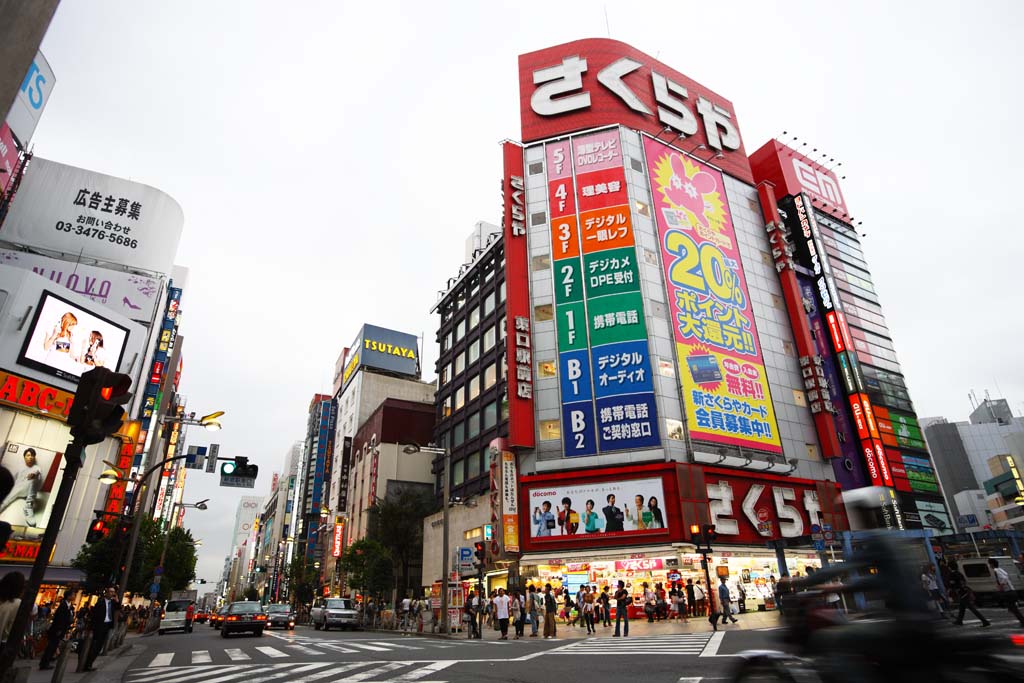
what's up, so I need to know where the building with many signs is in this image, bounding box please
[419,38,947,606]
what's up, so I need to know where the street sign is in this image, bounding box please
[205,443,220,473]
[220,475,256,489]
[456,546,474,575]
[150,583,160,594]
[185,445,207,470]
[813,540,826,552]
[483,524,493,541]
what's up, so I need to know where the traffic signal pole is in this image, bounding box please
[0,439,85,678]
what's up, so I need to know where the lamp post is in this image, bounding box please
[402,443,449,633]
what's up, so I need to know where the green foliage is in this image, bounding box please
[243,587,259,601]
[368,489,434,594]
[339,539,393,599]
[287,555,318,605]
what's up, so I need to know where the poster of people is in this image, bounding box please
[0,443,64,540]
[18,290,130,381]
[527,477,667,539]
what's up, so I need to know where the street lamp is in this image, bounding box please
[402,442,450,633]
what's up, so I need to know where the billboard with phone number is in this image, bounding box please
[643,136,781,453]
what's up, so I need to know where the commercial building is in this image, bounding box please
[296,394,336,571]
[423,37,948,601]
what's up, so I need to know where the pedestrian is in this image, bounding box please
[737,582,747,614]
[492,587,511,640]
[185,601,195,633]
[674,584,688,621]
[694,580,707,616]
[643,582,656,623]
[988,558,1024,627]
[528,585,540,637]
[39,592,74,670]
[464,590,479,639]
[83,587,121,672]
[947,560,990,627]
[613,580,630,637]
[599,585,611,627]
[582,585,596,634]
[921,563,948,617]
[715,576,738,626]
[0,572,29,646]
[685,578,697,617]
[511,590,525,639]
[543,584,557,639]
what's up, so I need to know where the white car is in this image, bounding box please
[159,599,193,634]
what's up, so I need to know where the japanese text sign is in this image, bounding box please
[504,142,535,448]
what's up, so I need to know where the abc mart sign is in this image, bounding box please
[519,38,753,183]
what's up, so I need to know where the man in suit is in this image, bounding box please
[83,587,120,672]
[39,592,74,670]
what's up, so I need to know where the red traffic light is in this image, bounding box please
[86,517,107,543]
[689,523,701,536]
[69,368,133,445]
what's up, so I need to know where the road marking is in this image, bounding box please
[225,648,252,661]
[202,666,279,683]
[700,631,726,657]
[243,663,329,682]
[371,640,424,649]
[192,650,212,663]
[255,646,288,658]
[148,652,175,667]
[286,643,323,655]
[289,663,377,683]
[336,662,407,681]
[391,660,457,680]
[345,641,392,651]
[317,642,359,653]
[137,665,235,681]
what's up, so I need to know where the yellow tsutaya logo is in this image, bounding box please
[364,339,416,359]
[342,352,360,384]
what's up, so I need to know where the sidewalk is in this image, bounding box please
[17,634,141,683]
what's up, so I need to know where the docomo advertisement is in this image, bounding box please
[689,466,847,545]
[749,140,848,218]
[519,38,753,183]
[502,141,535,447]
[526,476,668,542]
[643,136,781,453]
[2,158,184,275]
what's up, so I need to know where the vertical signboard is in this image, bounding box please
[502,141,535,448]
[643,136,780,453]
[501,449,519,553]
[551,129,660,457]
[6,51,55,147]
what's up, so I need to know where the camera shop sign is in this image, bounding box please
[0,369,74,421]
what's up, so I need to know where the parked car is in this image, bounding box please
[158,599,192,635]
[311,597,358,631]
[210,605,228,628]
[221,601,267,638]
[960,556,1024,605]
[266,603,296,629]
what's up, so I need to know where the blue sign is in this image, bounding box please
[591,340,654,398]
[563,401,598,457]
[813,540,826,552]
[595,393,660,451]
[559,349,592,402]
[458,547,473,563]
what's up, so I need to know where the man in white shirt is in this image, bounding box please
[492,587,512,640]
[400,595,412,633]
[989,558,1024,626]
[1,448,43,526]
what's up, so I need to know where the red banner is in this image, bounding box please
[503,141,534,447]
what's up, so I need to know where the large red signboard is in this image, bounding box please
[502,141,535,447]
[749,139,849,218]
[519,38,753,183]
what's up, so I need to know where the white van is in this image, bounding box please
[159,599,193,634]
[959,556,1024,605]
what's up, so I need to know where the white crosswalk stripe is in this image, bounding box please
[286,643,323,655]
[369,640,424,650]
[127,662,449,683]
[148,652,175,667]
[552,634,713,655]
[192,650,212,663]
[254,646,288,658]
[345,641,392,652]
[225,647,251,661]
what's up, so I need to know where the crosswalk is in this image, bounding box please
[551,634,714,655]
[142,637,463,667]
[128,660,455,683]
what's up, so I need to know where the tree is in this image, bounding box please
[287,555,318,606]
[244,587,259,601]
[339,539,393,600]
[368,488,435,597]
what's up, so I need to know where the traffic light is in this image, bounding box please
[703,523,718,545]
[689,523,704,547]
[86,514,107,543]
[689,523,717,551]
[220,456,259,488]
[115,518,132,540]
[68,368,133,445]
[473,541,486,572]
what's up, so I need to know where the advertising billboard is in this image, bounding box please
[749,140,848,217]
[18,290,130,382]
[339,324,420,393]
[0,124,18,196]
[643,135,781,453]
[502,141,535,448]
[1,157,184,275]
[550,129,659,457]
[0,443,66,544]
[6,51,55,148]
[526,476,668,541]
[0,248,161,322]
[519,38,752,183]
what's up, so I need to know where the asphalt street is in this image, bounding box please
[108,607,1024,683]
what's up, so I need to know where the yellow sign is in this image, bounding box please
[364,338,416,359]
[342,351,360,386]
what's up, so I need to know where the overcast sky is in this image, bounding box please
[33,1,1023,584]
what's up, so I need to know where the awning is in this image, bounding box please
[519,544,678,566]
[0,564,85,584]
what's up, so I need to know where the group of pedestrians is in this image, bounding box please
[932,558,1024,628]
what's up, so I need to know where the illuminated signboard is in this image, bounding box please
[339,324,420,393]
[643,135,780,453]
[0,369,75,420]
[332,520,345,557]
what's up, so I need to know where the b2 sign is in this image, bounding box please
[2,158,184,275]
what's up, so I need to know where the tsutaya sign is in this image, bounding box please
[519,38,753,183]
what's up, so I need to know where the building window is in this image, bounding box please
[442,301,454,323]
[635,200,651,217]
[467,411,480,438]
[483,326,497,351]
[470,305,481,329]
[666,418,684,440]
[484,257,495,281]
[455,352,466,376]
[528,161,544,175]
[464,526,483,540]
[499,317,507,342]
[468,339,480,364]
[483,291,496,316]
[483,401,497,429]
[534,304,554,321]
[531,254,551,271]
[537,360,556,378]
[468,375,480,401]
[539,419,560,441]
[443,331,452,353]
[455,318,466,342]
[455,385,465,411]
[456,289,466,310]
[501,396,509,420]
[442,395,452,418]
[453,421,465,446]
[499,281,506,303]
[484,363,497,389]
[531,211,546,226]
[440,363,451,385]
[452,458,465,486]
[467,451,481,480]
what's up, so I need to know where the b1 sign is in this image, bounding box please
[2,158,184,275]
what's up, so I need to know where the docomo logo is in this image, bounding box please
[530,55,740,153]
[792,158,846,214]
[707,479,823,539]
